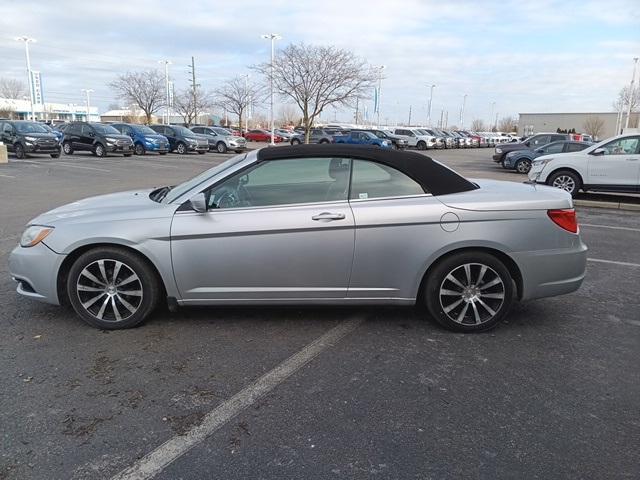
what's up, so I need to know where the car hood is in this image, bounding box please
[106,134,133,141]
[497,142,528,152]
[438,178,572,211]
[21,132,58,140]
[29,189,172,226]
[143,134,167,141]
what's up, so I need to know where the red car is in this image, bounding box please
[244,129,283,142]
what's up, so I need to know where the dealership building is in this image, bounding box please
[517,112,639,140]
[0,97,98,122]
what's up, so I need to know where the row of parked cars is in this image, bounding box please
[0,119,249,159]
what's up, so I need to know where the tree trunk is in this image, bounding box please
[145,112,152,125]
[303,114,311,144]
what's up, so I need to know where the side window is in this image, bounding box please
[600,137,640,155]
[1,123,11,134]
[529,135,550,147]
[205,157,351,209]
[165,127,174,136]
[350,160,425,200]
[542,142,564,154]
[81,125,93,135]
[566,143,586,152]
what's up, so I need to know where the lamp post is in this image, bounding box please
[81,89,94,122]
[490,101,496,131]
[624,57,639,130]
[427,84,435,126]
[240,74,250,134]
[158,60,172,124]
[460,94,468,129]
[261,33,281,145]
[15,36,36,121]
[374,65,386,127]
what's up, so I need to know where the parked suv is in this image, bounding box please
[111,123,169,155]
[190,126,247,153]
[290,128,335,145]
[0,120,61,159]
[493,133,569,164]
[149,125,208,154]
[61,122,133,157]
[394,128,437,150]
[504,140,592,174]
[359,129,408,149]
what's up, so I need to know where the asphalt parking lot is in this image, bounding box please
[1,146,639,479]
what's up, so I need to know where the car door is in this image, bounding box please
[347,159,449,300]
[170,156,355,302]
[0,122,14,151]
[79,124,95,151]
[587,136,640,190]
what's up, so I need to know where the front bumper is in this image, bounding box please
[9,242,66,305]
[24,142,61,154]
[146,142,169,152]
[107,143,132,153]
[492,152,505,162]
[512,241,588,301]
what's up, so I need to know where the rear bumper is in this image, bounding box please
[512,241,588,301]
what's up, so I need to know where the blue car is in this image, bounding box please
[111,123,170,155]
[503,140,592,174]
[43,123,64,143]
[333,130,391,148]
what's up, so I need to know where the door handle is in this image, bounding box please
[625,158,639,161]
[312,212,345,221]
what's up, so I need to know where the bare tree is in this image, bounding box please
[612,85,640,113]
[498,116,517,133]
[254,43,375,143]
[470,119,485,131]
[278,103,299,126]
[174,87,214,126]
[582,116,605,140]
[0,78,27,99]
[109,70,165,124]
[0,104,18,119]
[214,77,261,133]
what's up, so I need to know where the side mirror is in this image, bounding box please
[591,147,606,156]
[189,192,208,213]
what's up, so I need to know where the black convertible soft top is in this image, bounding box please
[257,144,477,196]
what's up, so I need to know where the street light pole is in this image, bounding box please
[427,84,435,126]
[374,65,386,127]
[240,74,250,135]
[624,57,639,130]
[460,94,468,129]
[158,60,172,124]
[261,33,281,146]
[490,101,496,131]
[81,89,94,122]
[16,36,36,121]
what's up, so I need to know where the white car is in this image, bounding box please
[528,134,640,196]
[393,128,437,150]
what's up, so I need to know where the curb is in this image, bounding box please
[574,199,640,211]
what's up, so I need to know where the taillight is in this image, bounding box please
[547,209,578,233]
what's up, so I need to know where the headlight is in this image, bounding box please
[496,147,503,153]
[532,158,554,167]
[25,136,38,142]
[187,138,197,144]
[106,137,117,143]
[20,225,54,248]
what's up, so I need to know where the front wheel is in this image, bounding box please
[94,143,106,157]
[63,142,74,155]
[66,247,160,329]
[424,251,515,332]
[548,170,581,197]
[291,138,301,145]
[416,141,426,150]
[14,143,26,159]
[134,143,145,155]
[216,142,227,153]
[175,142,187,154]
[515,159,532,174]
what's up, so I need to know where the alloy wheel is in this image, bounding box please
[176,143,186,154]
[76,259,143,322]
[552,175,576,194]
[516,159,532,174]
[63,142,72,154]
[439,263,505,326]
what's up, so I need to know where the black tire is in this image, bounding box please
[66,247,160,329]
[547,170,582,197]
[159,152,167,155]
[197,151,206,155]
[94,143,106,158]
[124,153,132,157]
[216,142,228,153]
[175,142,187,154]
[14,143,26,159]
[424,251,515,333]
[134,143,145,155]
[391,143,399,150]
[291,138,301,145]
[515,159,532,174]
[319,139,330,144]
[416,141,427,150]
[50,153,60,158]
[63,141,74,155]
[234,150,243,153]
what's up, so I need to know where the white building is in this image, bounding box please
[0,97,99,122]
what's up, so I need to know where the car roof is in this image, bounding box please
[257,144,477,196]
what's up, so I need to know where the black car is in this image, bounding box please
[0,120,61,159]
[149,125,209,154]
[354,129,408,149]
[61,122,133,157]
[492,133,570,163]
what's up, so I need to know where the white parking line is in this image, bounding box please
[50,162,111,173]
[0,173,16,178]
[588,258,640,268]
[582,224,640,233]
[111,315,364,480]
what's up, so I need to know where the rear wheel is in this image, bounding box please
[63,141,74,155]
[548,170,581,197]
[319,139,330,144]
[66,247,160,329]
[14,143,26,159]
[424,251,515,332]
[51,152,60,158]
[515,159,532,174]
[291,138,301,145]
[417,141,426,150]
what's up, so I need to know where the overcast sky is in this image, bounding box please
[1,0,639,125]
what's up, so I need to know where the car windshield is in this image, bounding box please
[213,128,231,135]
[135,126,157,135]
[162,153,249,203]
[91,123,120,134]
[14,122,49,133]
[173,125,196,136]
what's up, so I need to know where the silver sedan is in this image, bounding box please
[9,145,587,332]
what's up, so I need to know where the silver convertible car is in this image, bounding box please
[9,145,587,332]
